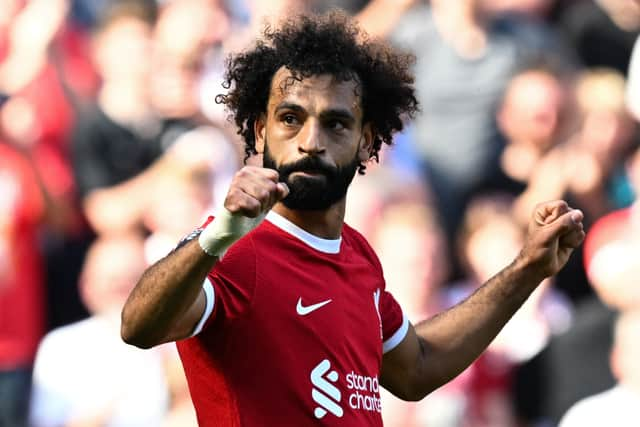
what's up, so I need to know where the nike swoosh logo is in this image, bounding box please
[296,298,332,315]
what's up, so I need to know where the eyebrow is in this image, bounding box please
[274,102,356,123]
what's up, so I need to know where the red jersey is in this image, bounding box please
[177,211,408,426]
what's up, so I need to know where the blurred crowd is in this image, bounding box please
[1,0,639,426]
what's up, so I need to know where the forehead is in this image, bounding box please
[267,67,362,116]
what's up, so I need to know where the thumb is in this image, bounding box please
[276,182,290,200]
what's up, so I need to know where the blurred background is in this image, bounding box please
[1,0,640,426]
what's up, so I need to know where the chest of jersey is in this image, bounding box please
[223,230,386,425]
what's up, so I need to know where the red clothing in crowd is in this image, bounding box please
[0,143,46,369]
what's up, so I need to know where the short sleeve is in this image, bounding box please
[379,290,409,354]
[187,217,257,335]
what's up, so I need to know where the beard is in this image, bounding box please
[263,141,359,211]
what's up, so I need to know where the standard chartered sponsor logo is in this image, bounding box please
[310,359,382,419]
[346,371,382,413]
[311,359,343,419]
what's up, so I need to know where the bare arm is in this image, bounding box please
[120,238,215,348]
[380,200,585,400]
[354,0,418,39]
[121,166,288,349]
[83,158,170,235]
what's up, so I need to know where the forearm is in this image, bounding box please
[121,238,216,348]
[355,0,418,38]
[414,257,543,388]
[83,158,169,234]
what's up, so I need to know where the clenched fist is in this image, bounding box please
[518,200,585,279]
[224,166,289,217]
[198,166,289,257]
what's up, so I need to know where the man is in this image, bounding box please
[121,12,585,426]
[559,310,640,427]
[30,234,171,427]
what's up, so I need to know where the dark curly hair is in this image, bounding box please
[216,10,419,174]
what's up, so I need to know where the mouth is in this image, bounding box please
[290,170,325,178]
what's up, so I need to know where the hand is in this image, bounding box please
[518,200,585,279]
[224,166,289,218]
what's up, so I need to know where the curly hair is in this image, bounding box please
[216,10,419,174]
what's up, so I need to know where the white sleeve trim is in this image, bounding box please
[383,313,410,354]
[190,278,215,337]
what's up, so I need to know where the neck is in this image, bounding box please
[272,199,346,239]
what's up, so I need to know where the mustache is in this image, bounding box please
[277,156,338,181]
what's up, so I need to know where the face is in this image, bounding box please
[95,17,152,82]
[257,68,372,210]
[499,71,564,149]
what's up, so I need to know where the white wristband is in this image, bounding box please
[198,208,266,258]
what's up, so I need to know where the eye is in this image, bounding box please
[327,119,346,132]
[282,114,299,126]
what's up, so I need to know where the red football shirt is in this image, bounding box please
[177,211,408,426]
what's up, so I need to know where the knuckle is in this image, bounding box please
[237,167,254,178]
[264,180,277,193]
[247,198,262,213]
[225,201,240,213]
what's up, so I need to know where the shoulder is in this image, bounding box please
[342,223,384,272]
[559,388,616,427]
[33,319,98,375]
[342,223,374,254]
[39,318,96,349]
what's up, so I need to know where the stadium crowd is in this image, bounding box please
[0,0,639,426]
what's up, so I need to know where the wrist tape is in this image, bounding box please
[198,208,266,258]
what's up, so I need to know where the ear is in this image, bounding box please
[358,122,374,163]
[254,113,267,153]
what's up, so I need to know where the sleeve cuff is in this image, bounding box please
[190,278,215,337]
[383,313,409,354]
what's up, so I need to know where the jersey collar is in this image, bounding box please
[265,211,342,254]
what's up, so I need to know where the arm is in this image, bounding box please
[82,159,167,235]
[354,0,418,39]
[120,166,288,349]
[380,200,585,400]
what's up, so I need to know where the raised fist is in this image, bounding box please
[518,200,585,279]
[224,166,289,218]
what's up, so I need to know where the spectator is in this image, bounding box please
[150,0,240,213]
[389,0,570,247]
[583,146,640,312]
[516,68,637,227]
[492,67,571,196]
[0,0,98,329]
[29,234,174,427]
[0,142,48,427]
[71,0,162,236]
[559,309,640,427]
[558,0,640,75]
[513,147,640,423]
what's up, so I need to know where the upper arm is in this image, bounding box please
[380,322,431,401]
[160,279,213,343]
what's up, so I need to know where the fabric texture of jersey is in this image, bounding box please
[177,211,407,426]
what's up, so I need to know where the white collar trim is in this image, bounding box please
[265,211,341,254]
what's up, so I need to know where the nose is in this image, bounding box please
[298,119,325,155]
